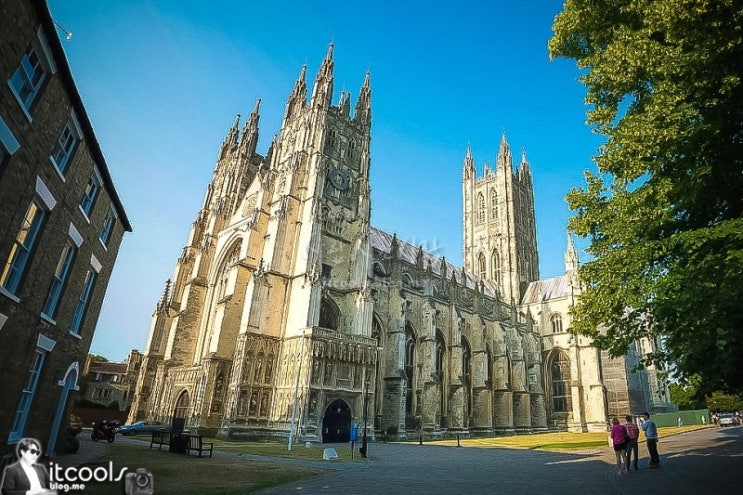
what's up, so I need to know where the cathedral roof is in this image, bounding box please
[521,275,571,305]
[369,226,498,297]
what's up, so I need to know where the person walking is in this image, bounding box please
[640,411,661,468]
[609,417,628,475]
[624,415,640,471]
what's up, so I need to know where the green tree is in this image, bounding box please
[706,391,743,413]
[549,0,743,396]
[669,376,705,410]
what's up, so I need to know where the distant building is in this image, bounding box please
[82,351,142,411]
[0,0,131,458]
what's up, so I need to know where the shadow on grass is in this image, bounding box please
[76,443,325,495]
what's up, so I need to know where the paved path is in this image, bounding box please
[53,427,741,494]
[256,427,742,495]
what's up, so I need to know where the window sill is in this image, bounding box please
[68,330,82,340]
[78,205,92,223]
[39,313,56,325]
[49,156,68,182]
[0,286,21,303]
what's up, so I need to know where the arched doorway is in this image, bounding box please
[322,399,351,443]
[172,390,190,433]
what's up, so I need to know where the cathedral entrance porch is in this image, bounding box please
[322,399,352,443]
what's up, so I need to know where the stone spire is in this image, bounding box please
[218,113,240,161]
[311,43,334,108]
[238,98,261,158]
[283,65,307,122]
[463,145,475,180]
[353,71,371,125]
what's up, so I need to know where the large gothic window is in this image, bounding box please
[319,298,339,330]
[405,325,416,415]
[477,193,485,224]
[478,253,486,279]
[550,314,563,334]
[550,351,572,413]
[490,189,498,219]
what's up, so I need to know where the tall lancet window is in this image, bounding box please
[477,193,485,224]
[550,350,572,414]
[478,253,486,279]
[491,250,500,286]
[405,324,416,415]
[216,243,241,301]
[461,337,472,425]
[490,189,498,219]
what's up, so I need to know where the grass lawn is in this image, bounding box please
[73,441,331,495]
[422,425,710,451]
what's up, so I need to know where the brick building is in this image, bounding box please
[0,0,131,458]
[82,350,142,411]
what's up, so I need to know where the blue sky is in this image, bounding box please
[47,0,604,363]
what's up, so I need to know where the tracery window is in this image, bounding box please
[550,351,572,413]
[550,313,563,334]
[490,189,498,219]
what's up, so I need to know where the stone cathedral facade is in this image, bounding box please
[127,46,672,441]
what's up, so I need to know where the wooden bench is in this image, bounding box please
[149,430,171,450]
[185,434,213,458]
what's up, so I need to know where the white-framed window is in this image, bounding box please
[8,337,54,443]
[69,265,97,336]
[50,112,82,176]
[79,167,102,218]
[41,239,77,321]
[1,200,47,295]
[1,115,21,172]
[7,27,56,120]
[99,206,117,247]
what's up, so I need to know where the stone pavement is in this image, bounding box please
[257,427,742,495]
[49,427,741,494]
[52,434,110,468]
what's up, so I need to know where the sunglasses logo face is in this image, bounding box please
[28,449,40,455]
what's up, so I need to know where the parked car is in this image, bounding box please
[718,413,736,427]
[118,420,169,436]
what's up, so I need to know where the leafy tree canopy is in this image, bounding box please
[88,354,109,362]
[549,0,743,396]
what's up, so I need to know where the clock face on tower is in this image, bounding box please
[328,167,350,191]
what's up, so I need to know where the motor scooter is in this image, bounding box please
[91,419,119,443]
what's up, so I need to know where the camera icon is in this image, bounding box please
[124,468,153,495]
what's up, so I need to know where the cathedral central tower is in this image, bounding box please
[462,135,539,304]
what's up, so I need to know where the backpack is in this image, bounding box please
[622,425,630,443]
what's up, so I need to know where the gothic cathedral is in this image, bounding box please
[127,46,672,441]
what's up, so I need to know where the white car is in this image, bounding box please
[718,413,736,427]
